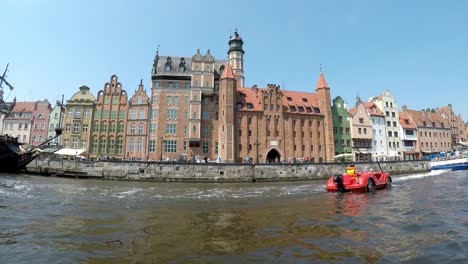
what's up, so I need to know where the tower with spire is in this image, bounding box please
[315,71,335,162]
[228,30,245,88]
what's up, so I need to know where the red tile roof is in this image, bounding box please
[236,87,321,115]
[220,63,234,79]
[362,102,384,116]
[405,109,447,128]
[399,111,417,129]
[11,102,36,113]
[316,72,329,89]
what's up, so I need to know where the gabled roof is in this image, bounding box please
[236,87,320,114]
[11,102,36,113]
[399,111,417,129]
[220,63,235,79]
[405,109,447,128]
[362,102,384,117]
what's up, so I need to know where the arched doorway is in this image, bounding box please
[266,149,281,163]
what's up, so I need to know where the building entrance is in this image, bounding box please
[266,149,281,163]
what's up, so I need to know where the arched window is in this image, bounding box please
[130,125,136,135]
[139,110,145,119]
[178,58,186,72]
[131,110,137,120]
[165,57,172,71]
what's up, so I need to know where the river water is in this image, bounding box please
[0,170,466,263]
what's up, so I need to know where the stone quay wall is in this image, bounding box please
[25,156,430,182]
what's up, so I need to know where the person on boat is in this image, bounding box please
[346,164,358,181]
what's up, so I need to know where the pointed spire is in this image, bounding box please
[316,72,329,89]
[220,63,235,79]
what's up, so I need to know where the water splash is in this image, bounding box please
[393,169,449,182]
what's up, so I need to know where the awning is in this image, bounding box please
[54,148,86,156]
[334,153,353,159]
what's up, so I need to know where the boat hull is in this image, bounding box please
[429,158,468,171]
[326,171,391,193]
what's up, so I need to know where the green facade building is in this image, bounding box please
[332,96,352,161]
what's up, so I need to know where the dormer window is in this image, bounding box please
[240,93,246,98]
[289,106,296,112]
[313,107,321,114]
[302,98,308,102]
[178,66,185,72]
[237,103,243,110]
[298,107,304,112]
[306,107,312,113]
[206,66,211,72]
[405,119,409,125]
[432,122,436,127]
[287,97,292,101]
[165,57,172,71]
[423,121,427,126]
[247,103,253,109]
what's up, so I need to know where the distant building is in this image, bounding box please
[331,96,352,161]
[147,31,335,163]
[47,101,65,145]
[2,102,36,144]
[399,107,419,160]
[349,98,373,162]
[437,104,464,148]
[30,100,51,146]
[61,86,95,155]
[404,107,451,157]
[126,80,150,161]
[362,101,387,161]
[370,90,403,159]
[89,75,129,160]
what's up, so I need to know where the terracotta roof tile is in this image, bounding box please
[399,112,417,129]
[220,63,234,79]
[316,73,329,89]
[405,109,448,128]
[362,102,384,116]
[11,102,36,113]
[236,87,321,114]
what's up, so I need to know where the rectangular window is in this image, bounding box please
[136,140,142,152]
[166,124,177,134]
[130,125,136,135]
[119,110,126,119]
[84,110,90,118]
[75,109,81,118]
[109,123,116,133]
[138,125,144,134]
[151,109,157,119]
[167,109,178,119]
[393,121,397,127]
[167,96,172,105]
[82,124,88,132]
[94,110,101,118]
[101,123,107,132]
[67,109,73,118]
[117,139,123,154]
[358,128,362,134]
[112,98,119,105]
[174,96,179,105]
[81,140,87,149]
[150,124,156,133]
[139,110,145,119]
[111,110,117,118]
[359,118,364,124]
[92,139,98,153]
[72,138,78,148]
[203,126,210,137]
[202,142,209,153]
[102,110,108,118]
[118,123,124,133]
[394,131,398,137]
[100,138,106,154]
[108,139,115,154]
[185,96,189,104]
[392,112,396,117]
[73,123,80,133]
[104,98,110,105]
[183,141,187,150]
[129,140,135,152]
[164,140,177,152]
[66,123,71,132]
[202,111,210,120]
[388,131,392,137]
[149,140,155,152]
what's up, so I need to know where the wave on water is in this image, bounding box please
[393,169,449,182]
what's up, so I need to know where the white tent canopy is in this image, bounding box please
[54,148,86,156]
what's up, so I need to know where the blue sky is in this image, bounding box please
[1,0,467,120]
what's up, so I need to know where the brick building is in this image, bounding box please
[147,31,335,163]
[30,100,51,146]
[126,80,150,160]
[403,107,451,157]
[89,75,128,159]
[437,104,465,148]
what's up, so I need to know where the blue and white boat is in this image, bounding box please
[429,157,468,171]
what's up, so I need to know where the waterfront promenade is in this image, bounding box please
[26,156,429,182]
